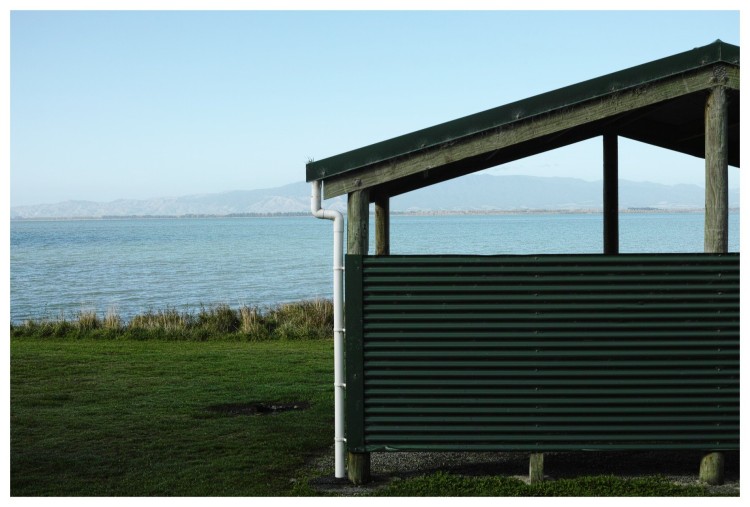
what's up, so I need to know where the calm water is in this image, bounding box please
[10,212,739,323]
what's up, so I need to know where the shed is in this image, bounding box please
[307,40,739,485]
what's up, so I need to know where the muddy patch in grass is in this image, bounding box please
[207,401,310,416]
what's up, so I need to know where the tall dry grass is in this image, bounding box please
[130,308,192,332]
[11,300,334,341]
[267,299,334,340]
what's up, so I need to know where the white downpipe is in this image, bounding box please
[311,181,346,479]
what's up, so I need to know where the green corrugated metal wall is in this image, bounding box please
[345,253,739,453]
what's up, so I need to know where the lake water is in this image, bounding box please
[10,212,740,323]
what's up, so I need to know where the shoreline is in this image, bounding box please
[10,207,739,221]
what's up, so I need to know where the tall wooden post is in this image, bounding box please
[700,84,728,486]
[603,133,619,254]
[346,189,371,484]
[704,85,729,254]
[375,197,390,256]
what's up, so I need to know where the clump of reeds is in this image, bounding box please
[197,304,240,334]
[10,299,335,342]
[130,308,192,332]
[239,306,270,340]
[103,307,123,331]
[77,310,100,332]
[266,299,334,340]
[12,313,75,338]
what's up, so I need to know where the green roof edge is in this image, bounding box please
[306,40,739,183]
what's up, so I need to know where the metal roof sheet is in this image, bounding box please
[307,40,739,183]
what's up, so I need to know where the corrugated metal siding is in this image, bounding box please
[346,253,739,453]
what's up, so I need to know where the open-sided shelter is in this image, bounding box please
[307,40,739,485]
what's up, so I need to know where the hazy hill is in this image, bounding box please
[10,175,739,219]
[10,183,346,219]
[390,175,739,211]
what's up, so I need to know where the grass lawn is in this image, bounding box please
[11,336,737,497]
[11,338,333,496]
[367,472,726,497]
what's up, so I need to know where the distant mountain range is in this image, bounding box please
[10,175,740,219]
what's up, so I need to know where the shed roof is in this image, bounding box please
[307,40,739,201]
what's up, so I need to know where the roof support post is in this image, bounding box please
[704,85,729,254]
[348,189,370,256]
[701,84,729,486]
[375,198,390,256]
[346,188,371,484]
[603,134,619,254]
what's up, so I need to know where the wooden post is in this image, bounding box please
[346,189,371,484]
[347,451,371,485]
[701,85,729,485]
[529,453,544,484]
[603,134,619,254]
[348,189,370,256]
[704,85,729,254]
[375,197,390,256]
[699,452,725,486]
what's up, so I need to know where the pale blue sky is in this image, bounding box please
[10,10,740,206]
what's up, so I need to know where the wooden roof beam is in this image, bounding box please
[323,65,738,201]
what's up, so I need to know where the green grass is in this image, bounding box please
[368,472,720,497]
[11,338,334,496]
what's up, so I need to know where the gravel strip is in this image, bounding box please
[308,448,739,496]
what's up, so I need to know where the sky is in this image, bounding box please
[8,6,742,206]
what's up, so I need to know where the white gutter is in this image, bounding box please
[310,181,346,479]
